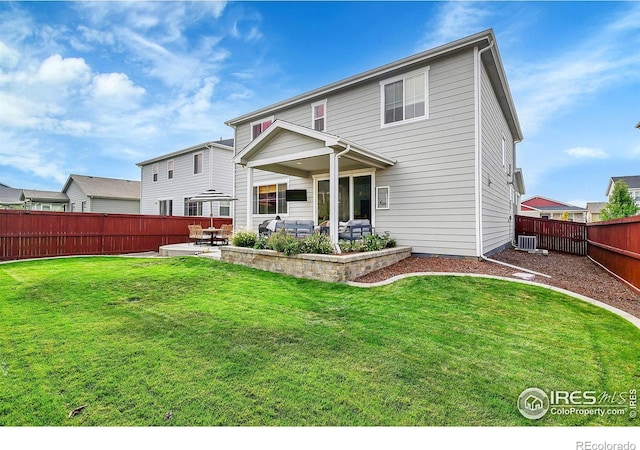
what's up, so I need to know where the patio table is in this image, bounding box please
[203,227,222,246]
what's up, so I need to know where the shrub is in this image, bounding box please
[300,233,334,255]
[232,229,257,248]
[267,230,299,254]
[339,232,396,253]
[253,237,269,250]
[363,234,386,251]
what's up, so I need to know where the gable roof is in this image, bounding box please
[0,184,23,205]
[607,175,640,194]
[521,196,586,212]
[136,140,233,167]
[226,29,522,142]
[233,119,396,175]
[62,174,140,200]
[21,189,69,203]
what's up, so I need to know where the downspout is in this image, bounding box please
[474,50,550,279]
[475,40,494,258]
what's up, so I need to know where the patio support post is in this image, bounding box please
[246,167,253,229]
[329,150,340,252]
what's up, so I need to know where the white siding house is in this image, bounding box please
[226,30,524,257]
[62,174,140,214]
[137,140,234,218]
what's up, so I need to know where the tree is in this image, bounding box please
[560,211,570,221]
[600,180,640,221]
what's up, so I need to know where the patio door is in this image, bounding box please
[316,174,372,224]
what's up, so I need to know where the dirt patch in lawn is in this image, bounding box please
[355,248,640,319]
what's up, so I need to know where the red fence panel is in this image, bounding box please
[0,210,232,261]
[515,215,587,256]
[587,216,640,293]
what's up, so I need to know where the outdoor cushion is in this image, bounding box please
[338,219,373,240]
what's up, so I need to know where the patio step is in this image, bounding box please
[159,243,222,259]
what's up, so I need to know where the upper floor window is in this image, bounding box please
[312,100,327,131]
[380,69,428,127]
[167,159,174,180]
[251,117,274,140]
[194,152,203,175]
[152,163,159,182]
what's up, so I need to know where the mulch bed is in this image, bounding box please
[355,248,640,319]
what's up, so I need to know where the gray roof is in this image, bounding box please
[21,189,69,202]
[63,174,140,200]
[611,175,640,190]
[136,140,234,167]
[535,205,587,212]
[0,184,23,204]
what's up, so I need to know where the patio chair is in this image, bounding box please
[216,224,233,245]
[258,219,273,237]
[188,224,212,245]
[338,219,373,241]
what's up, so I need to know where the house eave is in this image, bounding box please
[226,29,501,128]
[136,141,233,167]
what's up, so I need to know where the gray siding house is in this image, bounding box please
[62,174,140,214]
[227,29,525,257]
[137,140,234,217]
[21,189,70,211]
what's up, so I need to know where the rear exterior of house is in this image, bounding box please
[21,190,69,211]
[137,141,234,218]
[520,196,587,222]
[63,174,140,214]
[227,30,524,257]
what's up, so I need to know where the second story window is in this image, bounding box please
[194,152,203,175]
[251,117,274,140]
[312,100,326,131]
[380,69,428,126]
[152,163,159,182]
[167,160,174,180]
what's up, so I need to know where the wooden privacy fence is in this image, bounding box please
[587,216,640,294]
[515,215,587,256]
[516,215,640,293]
[0,210,232,261]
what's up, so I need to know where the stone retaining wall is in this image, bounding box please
[220,246,412,283]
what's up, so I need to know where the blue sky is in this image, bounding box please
[1,1,639,206]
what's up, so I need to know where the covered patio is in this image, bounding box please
[233,120,396,248]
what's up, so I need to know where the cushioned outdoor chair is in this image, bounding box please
[338,219,373,241]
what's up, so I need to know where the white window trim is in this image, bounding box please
[250,116,275,140]
[376,186,390,210]
[311,99,327,132]
[167,159,174,180]
[193,152,204,176]
[380,67,430,129]
[252,178,289,216]
[312,169,376,225]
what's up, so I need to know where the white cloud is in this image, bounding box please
[0,41,20,69]
[416,2,491,51]
[0,130,68,184]
[564,147,609,159]
[91,72,146,103]
[512,3,640,136]
[38,54,91,86]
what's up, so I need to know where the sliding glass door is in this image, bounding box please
[316,174,372,224]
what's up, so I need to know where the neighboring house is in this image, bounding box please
[606,175,640,210]
[0,183,24,209]
[226,29,525,257]
[62,174,140,214]
[586,202,607,223]
[519,196,587,222]
[136,140,234,217]
[21,189,69,211]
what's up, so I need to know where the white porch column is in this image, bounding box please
[246,167,253,230]
[329,150,340,251]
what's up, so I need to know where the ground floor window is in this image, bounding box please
[316,174,372,223]
[253,183,287,215]
[159,199,173,216]
[184,199,202,216]
[219,200,231,217]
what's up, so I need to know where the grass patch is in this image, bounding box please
[0,257,638,426]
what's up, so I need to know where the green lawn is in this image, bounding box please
[0,257,638,426]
